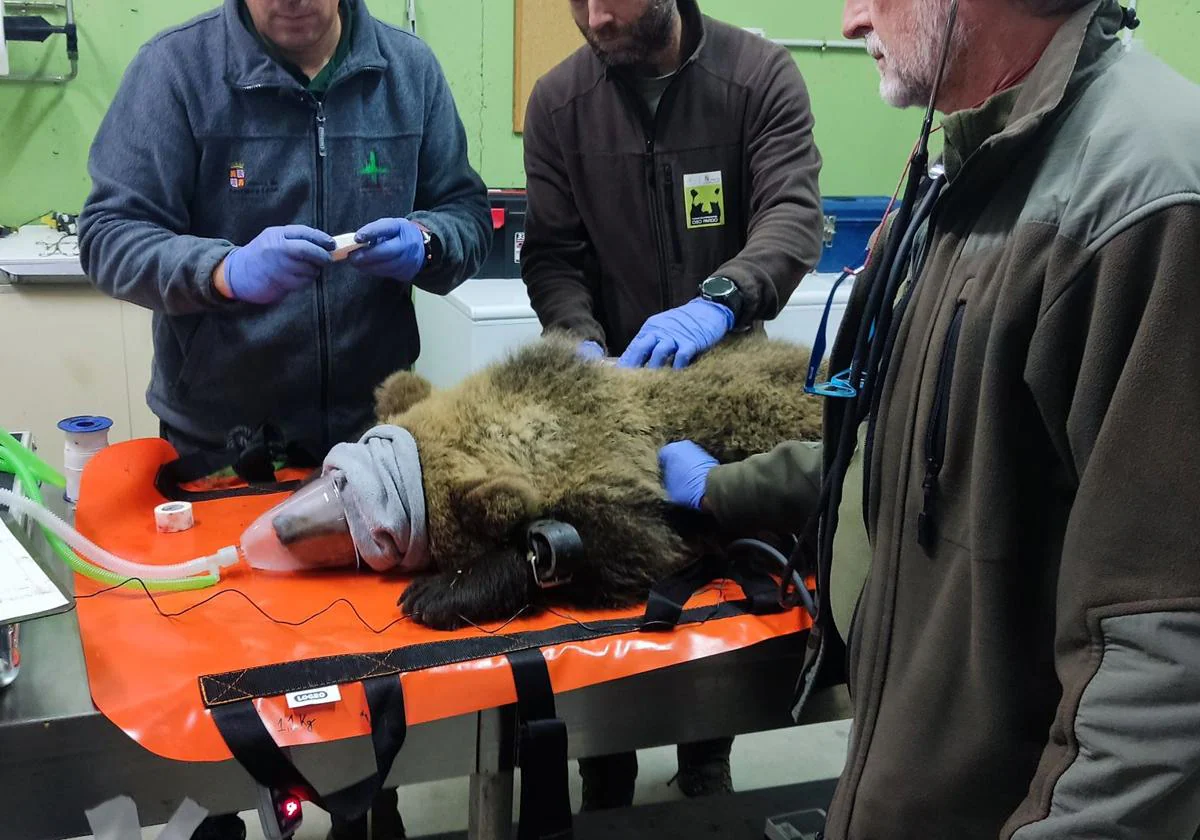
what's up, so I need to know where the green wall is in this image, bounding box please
[1,0,1196,225]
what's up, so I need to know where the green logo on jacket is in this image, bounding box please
[359,151,391,186]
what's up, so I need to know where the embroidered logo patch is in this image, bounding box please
[229,163,246,190]
[358,150,391,186]
[685,171,724,229]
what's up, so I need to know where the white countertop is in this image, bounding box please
[0,225,85,284]
[438,272,853,322]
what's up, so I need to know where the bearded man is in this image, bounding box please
[518,0,825,809]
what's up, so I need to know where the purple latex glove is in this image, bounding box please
[617,297,735,370]
[224,225,335,304]
[659,440,719,510]
[350,218,427,283]
[576,340,606,361]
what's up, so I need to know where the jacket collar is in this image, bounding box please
[941,0,1125,181]
[223,0,386,92]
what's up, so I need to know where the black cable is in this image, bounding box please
[6,209,53,230]
[75,577,739,641]
[76,577,416,636]
[787,128,930,608]
[727,538,817,618]
[780,0,960,618]
[450,605,534,639]
[859,176,946,518]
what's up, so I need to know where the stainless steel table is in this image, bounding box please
[0,510,842,840]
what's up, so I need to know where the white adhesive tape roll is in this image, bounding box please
[155,501,195,533]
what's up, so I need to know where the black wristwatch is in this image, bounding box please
[699,275,744,321]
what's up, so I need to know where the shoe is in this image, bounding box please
[190,813,246,840]
[578,751,638,811]
[675,737,734,798]
[326,788,406,840]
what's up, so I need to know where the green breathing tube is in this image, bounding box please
[0,427,218,592]
[0,429,60,487]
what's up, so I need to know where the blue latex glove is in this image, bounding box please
[224,225,335,304]
[617,297,735,370]
[659,440,719,510]
[349,218,427,282]
[576,340,606,362]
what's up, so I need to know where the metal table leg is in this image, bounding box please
[468,769,514,840]
[468,707,516,840]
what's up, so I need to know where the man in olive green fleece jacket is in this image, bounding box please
[659,1,1200,838]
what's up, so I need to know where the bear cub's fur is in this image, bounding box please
[376,333,823,629]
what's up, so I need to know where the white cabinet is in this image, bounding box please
[412,280,544,389]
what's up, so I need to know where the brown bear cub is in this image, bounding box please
[375,332,823,629]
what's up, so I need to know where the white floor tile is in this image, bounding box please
[68,722,849,839]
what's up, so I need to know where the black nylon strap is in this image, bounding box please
[200,600,765,708]
[641,556,727,630]
[728,565,786,615]
[642,556,784,631]
[155,423,319,502]
[506,649,573,840]
[210,674,406,822]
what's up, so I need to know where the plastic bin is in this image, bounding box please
[818,196,891,273]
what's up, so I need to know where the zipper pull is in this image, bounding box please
[316,103,327,158]
[662,164,683,262]
[917,472,938,550]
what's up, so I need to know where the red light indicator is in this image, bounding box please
[284,799,300,818]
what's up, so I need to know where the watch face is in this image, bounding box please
[703,276,735,297]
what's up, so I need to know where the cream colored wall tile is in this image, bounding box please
[0,285,132,472]
[120,301,158,440]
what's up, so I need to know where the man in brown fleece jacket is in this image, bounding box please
[520,0,823,367]
[659,0,1200,837]
[520,0,825,813]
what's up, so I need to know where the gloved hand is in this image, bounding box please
[617,297,735,370]
[659,440,719,510]
[349,218,427,283]
[576,340,606,362]
[223,225,335,304]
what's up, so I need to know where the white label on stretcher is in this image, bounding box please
[286,684,342,709]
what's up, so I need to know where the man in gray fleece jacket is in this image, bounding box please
[80,0,490,465]
[80,2,490,837]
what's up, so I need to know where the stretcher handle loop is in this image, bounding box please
[506,649,573,840]
[210,674,406,822]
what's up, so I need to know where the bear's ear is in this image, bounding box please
[375,371,433,420]
[455,473,542,540]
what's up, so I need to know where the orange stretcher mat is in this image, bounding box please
[73,439,811,763]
